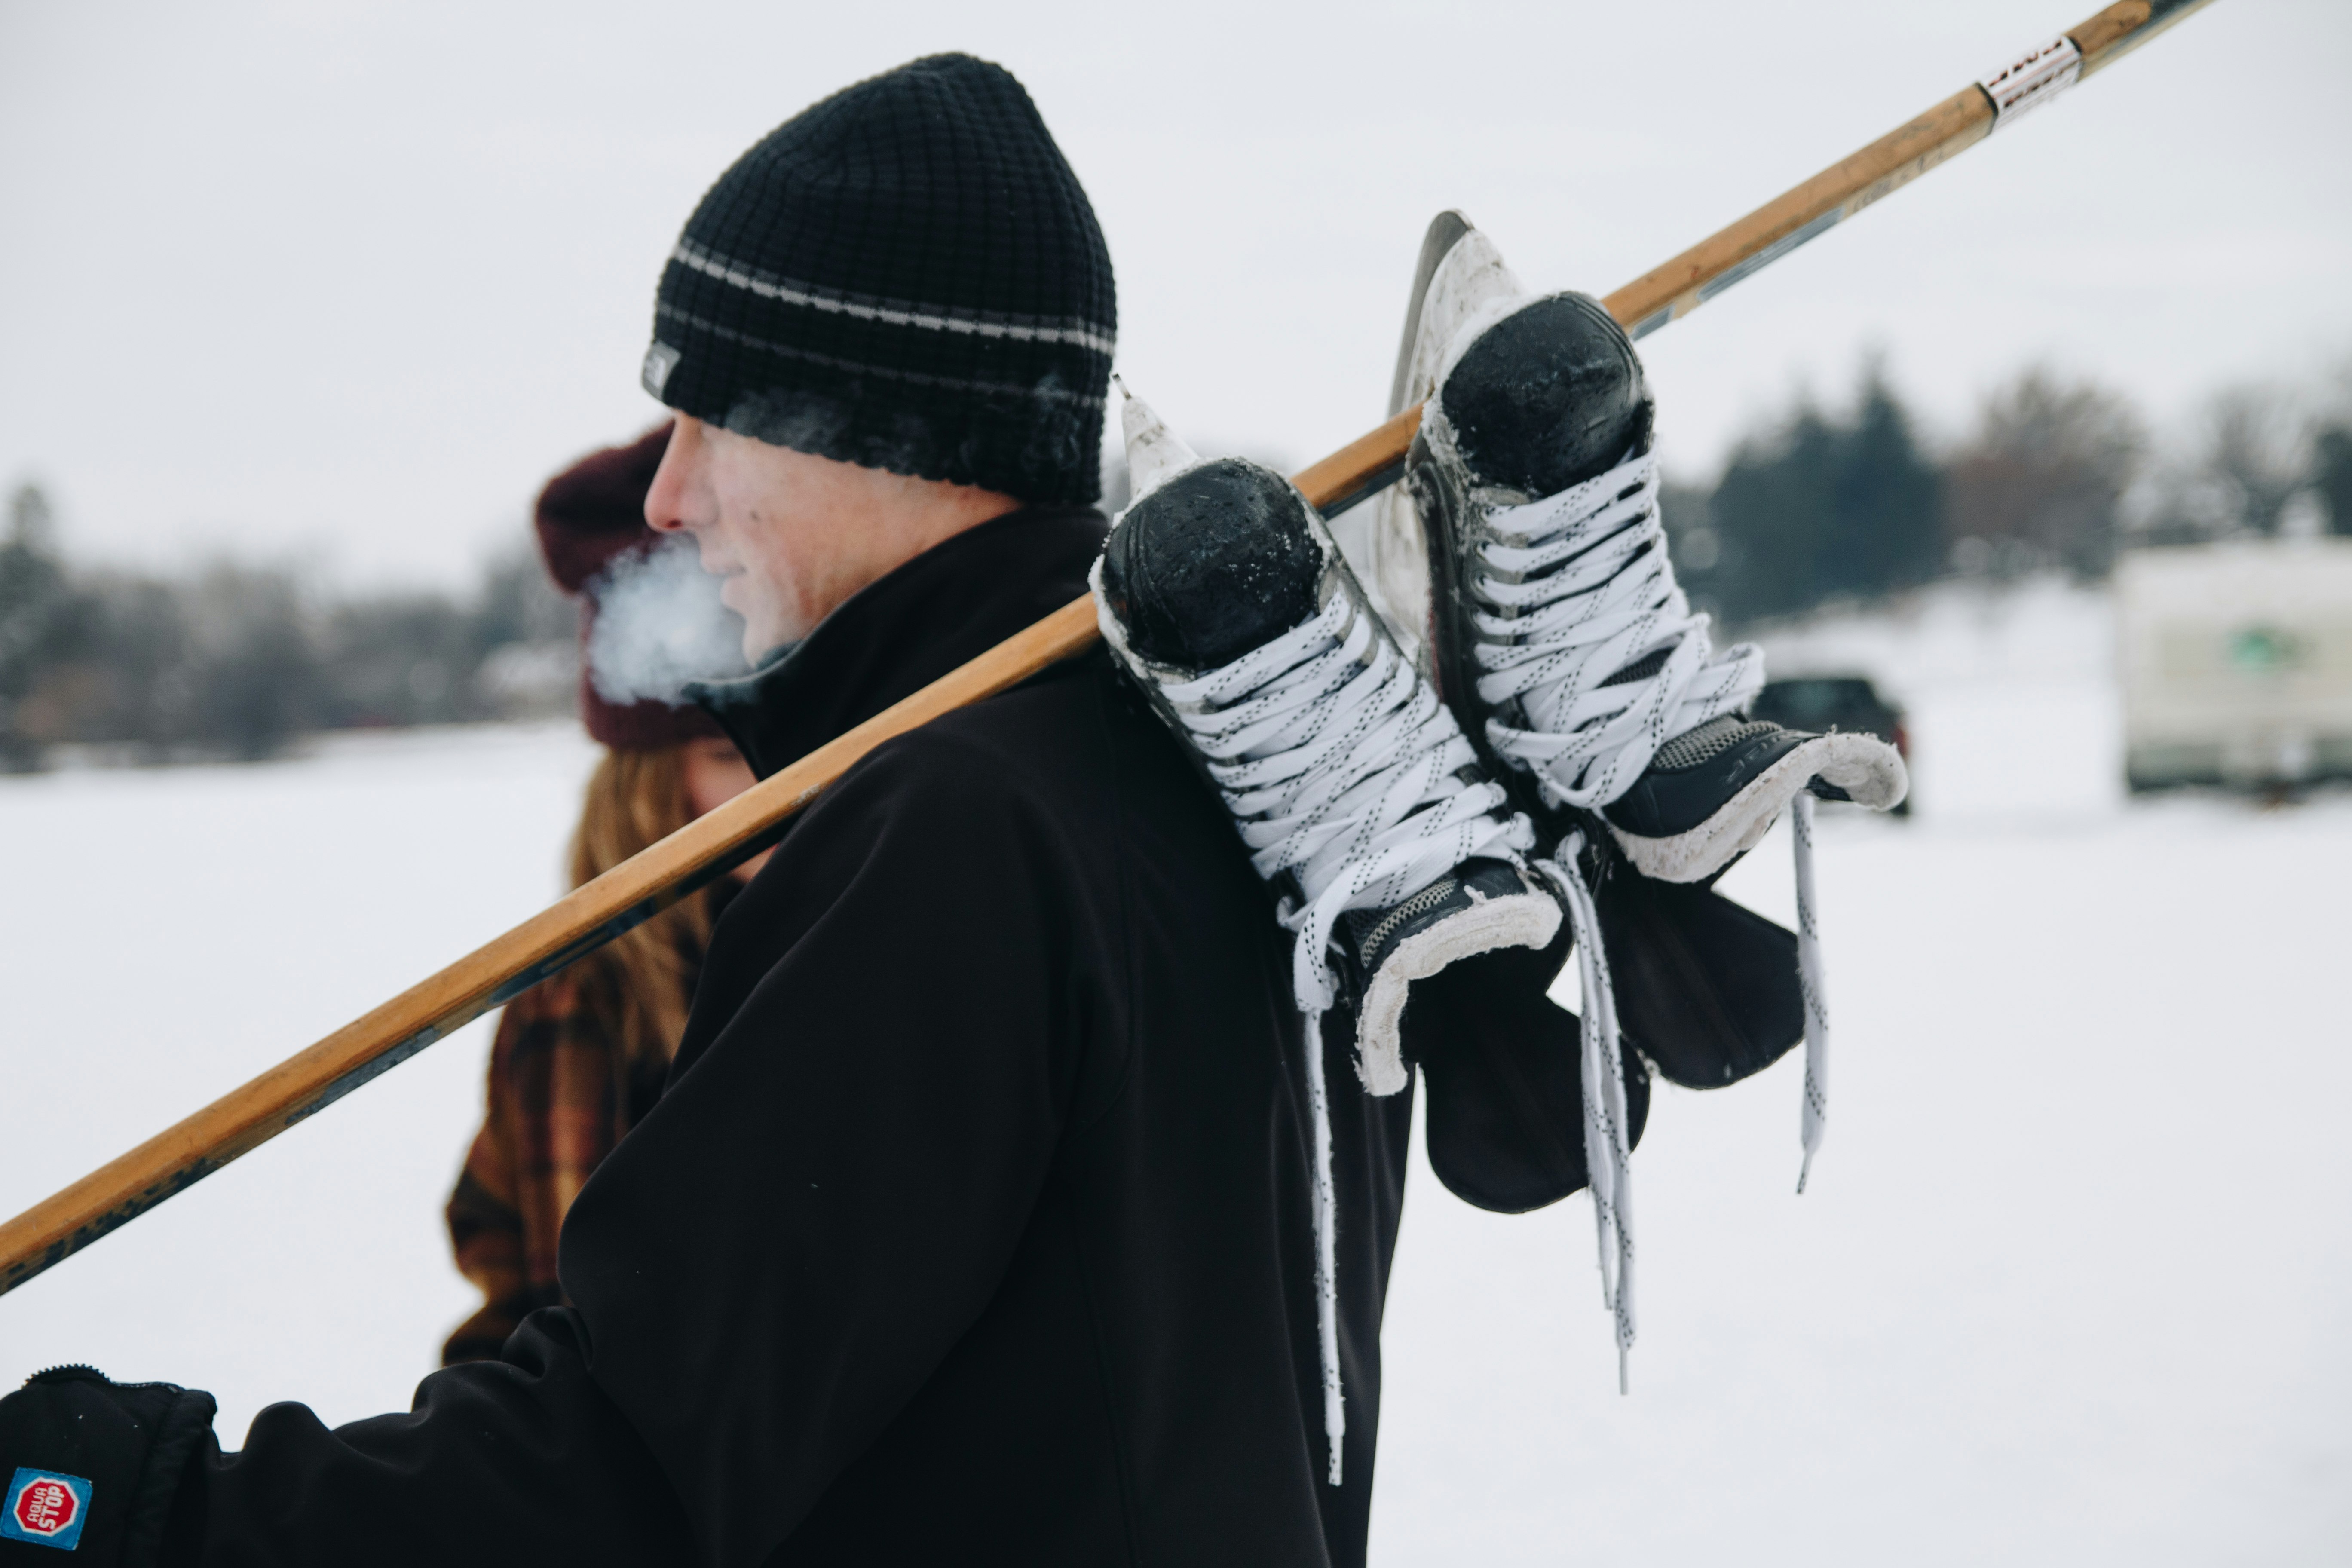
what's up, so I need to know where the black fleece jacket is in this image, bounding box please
[1,505,1639,1568]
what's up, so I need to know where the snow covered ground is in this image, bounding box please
[0,723,600,1433]
[1372,579,2352,1564]
[2,580,2346,1561]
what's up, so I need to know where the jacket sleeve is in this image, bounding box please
[1404,925,1652,1214]
[165,728,1087,1568]
[184,1310,693,1567]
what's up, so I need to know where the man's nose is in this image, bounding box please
[644,418,695,533]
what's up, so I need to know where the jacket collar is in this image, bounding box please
[689,505,1108,781]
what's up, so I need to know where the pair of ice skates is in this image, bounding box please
[1099,214,1906,1094]
[1091,216,1906,1455]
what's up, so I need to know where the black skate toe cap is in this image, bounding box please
[1442,291,1654,499]
[1101,457,1324,670]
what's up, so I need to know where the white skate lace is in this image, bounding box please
[1792,793,1831,1192]
[1476,451,1845,1190]
[1531,832,1636,1392]
[1470,448,1764,810]
[1129,574,1535,1486]
[1158,587,1533,1017]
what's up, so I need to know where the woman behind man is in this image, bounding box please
[442,423,755,1363]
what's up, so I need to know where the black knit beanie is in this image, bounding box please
[642,54,1115,506]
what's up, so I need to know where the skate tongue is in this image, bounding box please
[1116,378,1203,504]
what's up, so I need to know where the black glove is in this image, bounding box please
[1406,928,1655,1214]
[1587,834,1804,1089]
[0,1366,214,1565]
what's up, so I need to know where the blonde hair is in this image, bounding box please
[562,746,717,1068]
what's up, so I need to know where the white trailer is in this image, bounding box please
[2116,539,2352,790]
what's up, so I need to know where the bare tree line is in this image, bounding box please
[3,359,2348,770]
[1663,360,2352,627]
[0,488,577,770]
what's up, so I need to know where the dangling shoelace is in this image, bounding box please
[1532,792,1839,1396]
[1532,830,1637,1392]
[1792,793,1831,1193]
[1121,576,1534,1486]
[1476,453,1840,1190]
[1470,448,1763,810]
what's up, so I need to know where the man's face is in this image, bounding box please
[646,416,1017,661]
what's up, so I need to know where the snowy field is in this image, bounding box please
[2,581,2348,1562]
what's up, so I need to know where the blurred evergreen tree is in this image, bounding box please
[0,485,81,769]
[1699,366,1943,624]
[2313,426,2352,536]
[1836,375,1945,591]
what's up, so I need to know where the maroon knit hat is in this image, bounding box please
[533,421,725,750]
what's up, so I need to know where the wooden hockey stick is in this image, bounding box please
[0,0,2215,1300]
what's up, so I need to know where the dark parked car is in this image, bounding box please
[1750,675,1911,817]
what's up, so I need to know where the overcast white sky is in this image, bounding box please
[2,0,2346,586]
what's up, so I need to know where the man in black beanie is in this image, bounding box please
[0,54,1482,1568]
[3,47,1839,1567]
[643,52,1114,510]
